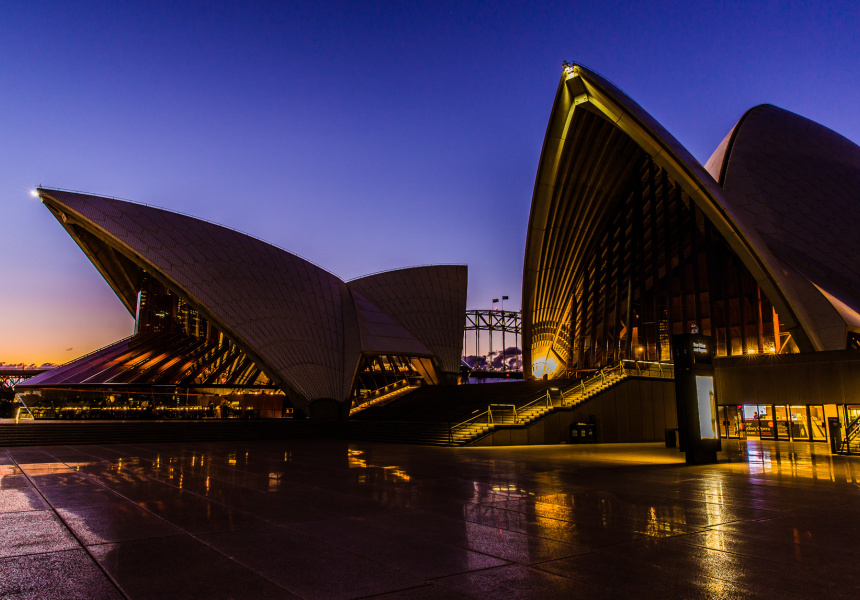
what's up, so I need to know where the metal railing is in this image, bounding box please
[560,359,673,406]
[450,408,492,438]
[842,414,860,452]
[517,390,553,415]
[488,404,517,424]
[448,359,674,445]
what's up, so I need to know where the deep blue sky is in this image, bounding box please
[2,1,858,363]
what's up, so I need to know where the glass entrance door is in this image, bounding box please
[742,405,768,439]
[757,405,776,439]
[719,405,743,439]
[774,405,790,439]
[809,406,827,441]
[740,404,828,443]
[788,406,809,440]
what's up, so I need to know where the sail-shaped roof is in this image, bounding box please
[705,105,860,349]
[523,63,860,376]
[35,189,467,416]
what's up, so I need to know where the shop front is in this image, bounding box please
[719,404,829,442]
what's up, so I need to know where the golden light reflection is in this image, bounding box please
[698,529,729,551]
[228,453,236,465]
[346,449,411,483]
[732,442,860,483]
[489,483,531,498]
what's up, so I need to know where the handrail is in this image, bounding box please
[450,409,490,432]
[560,360,673,407]
[449,359,674,445]
[516,391,552,422]
[488,404,517,422]
[846,413,860,442]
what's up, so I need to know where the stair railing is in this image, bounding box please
[560,359,673,408]
[843,414,860,451]
[489,404,517,425]
[450,408,491,438]
[450,360,674,444]
[516,391,552,424]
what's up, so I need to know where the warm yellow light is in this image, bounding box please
[747,349,756,354]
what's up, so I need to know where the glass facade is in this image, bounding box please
[16,275,289,418]
[349,354,432,410]
[721,404,829,442]
[565,156,796,370]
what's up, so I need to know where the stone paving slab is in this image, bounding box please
[1,438,858,599]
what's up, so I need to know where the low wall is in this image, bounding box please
[714,349,860,407]
[469,377,677,446]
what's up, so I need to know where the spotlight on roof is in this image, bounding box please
[29,190,39,198]
[562,62,577,79]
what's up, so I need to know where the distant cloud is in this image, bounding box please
[464,346,522,370]
[491,346,522,369]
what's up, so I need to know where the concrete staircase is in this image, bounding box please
[450,360,673,445]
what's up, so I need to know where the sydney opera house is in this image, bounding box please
[523,63,860,442]
[18,189,467,420]
[16,63,860,444]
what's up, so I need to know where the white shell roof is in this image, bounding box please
[706,105,860,349]
[38,189,466,407]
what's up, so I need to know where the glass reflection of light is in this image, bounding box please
[734,441,860,483]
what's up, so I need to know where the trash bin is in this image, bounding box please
[583,423,596,443]
[570,422,596,444]
[665,428,678,448]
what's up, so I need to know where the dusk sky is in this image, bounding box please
[1,1,857,364]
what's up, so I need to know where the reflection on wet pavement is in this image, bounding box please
[1,438,859,598]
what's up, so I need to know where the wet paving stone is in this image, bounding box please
[1,439,859,599]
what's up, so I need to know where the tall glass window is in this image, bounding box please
[564,156,794,369]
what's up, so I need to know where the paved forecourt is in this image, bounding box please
[1,438,859,599]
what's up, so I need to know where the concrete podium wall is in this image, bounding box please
[714,350,860,407]
[469,378,677,446]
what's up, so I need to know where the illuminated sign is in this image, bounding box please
[695,375,718,439]
[692,341,708,354]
